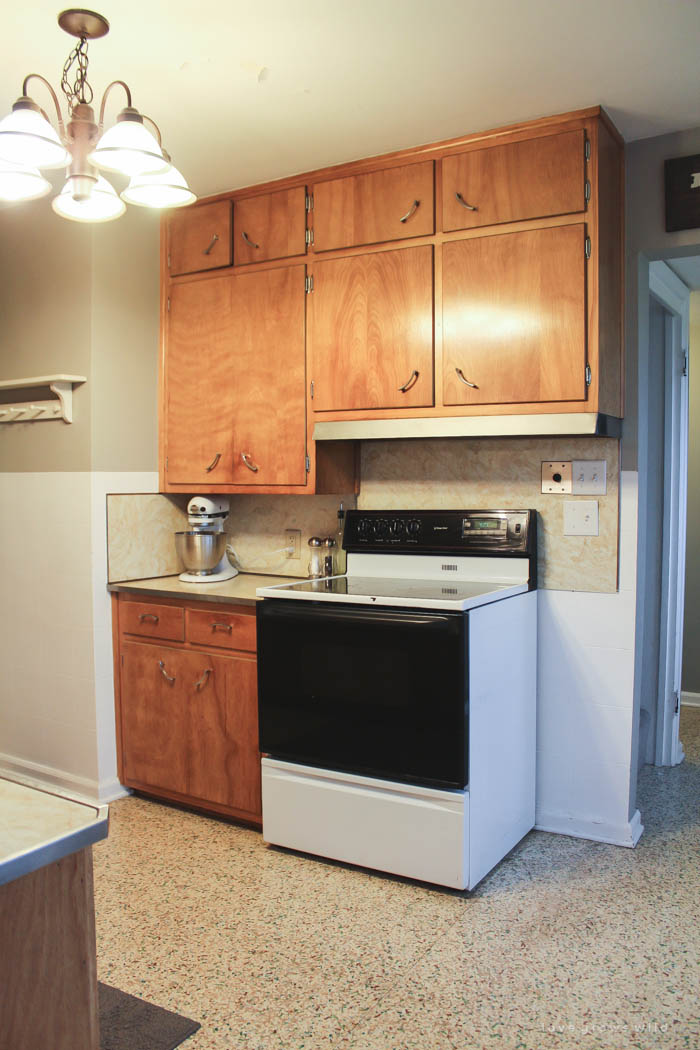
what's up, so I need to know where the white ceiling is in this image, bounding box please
[3,0,700,199]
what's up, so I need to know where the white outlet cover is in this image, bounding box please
[564,500,599,536]
[541,461,573,494]
[572,460,607,495]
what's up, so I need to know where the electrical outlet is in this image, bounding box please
[541,461,573,494]
[284,529,301,559]
[563,500,599,536]
[572,460,607,495]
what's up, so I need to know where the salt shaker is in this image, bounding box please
[307,536,323,577]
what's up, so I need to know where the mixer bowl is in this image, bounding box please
[175,531,227,574]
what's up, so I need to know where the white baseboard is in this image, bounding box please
[535,808,644,848]
[681,691,700,708]
[0,753,130,806]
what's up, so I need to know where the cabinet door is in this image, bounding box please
[165,266,307,486]
[233,187,307,265]
[312,161,434,252]
[120,642,192,795]
[442,130,585,232]
[169,200,232,276]
[442,224,587,406]
[309,246,434,412]
[187,651,261,816]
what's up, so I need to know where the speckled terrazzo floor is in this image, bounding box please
[93,708,700,1050]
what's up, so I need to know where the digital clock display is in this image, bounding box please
[473,518,501,530]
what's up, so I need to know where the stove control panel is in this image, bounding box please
[344,509,534,556]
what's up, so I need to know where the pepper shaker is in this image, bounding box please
[322,536,336,576]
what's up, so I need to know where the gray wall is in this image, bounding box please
[683,292,700,694]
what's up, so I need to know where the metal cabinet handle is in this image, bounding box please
[242,231,259,249]
[241,452,259,473]
[399,199,420,224]
[205,452,221,472]
[159,660,176,684]
[455,192,477,212]
[455,367,479,389]
[211,622,233,633]
[139,613,159,624]
[195,668,211,691]
[398,369,420,393]
[203,233,219,255]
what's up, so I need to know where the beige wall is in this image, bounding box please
[683,292,700,693]
[0,203,93,472]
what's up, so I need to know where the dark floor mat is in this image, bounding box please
[98,981,200,1050]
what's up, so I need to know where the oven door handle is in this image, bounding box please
[260,604,457,629]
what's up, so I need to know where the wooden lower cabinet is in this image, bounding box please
[114,594,261,825]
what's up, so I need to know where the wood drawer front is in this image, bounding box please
[169,201,232,276]
[312,161,434,252]
[121,602,185,641]
[442,129,585,232]
[186,608,257,651]
[233,187,307,265]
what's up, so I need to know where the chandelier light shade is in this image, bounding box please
[0,158,52,202]
[0,9,195,222]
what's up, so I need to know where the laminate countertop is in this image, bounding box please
[0,779,109,887]
[107,572,303,606]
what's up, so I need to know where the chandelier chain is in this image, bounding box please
[60,36,93,110]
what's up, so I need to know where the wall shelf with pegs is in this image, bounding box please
[0,375,87,424]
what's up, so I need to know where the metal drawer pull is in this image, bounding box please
[203,233,219,255]
[211,622,233,633]
[242,231,259,249]
[398,369,420,393]
[455,367,478,389]
[159,660,176,684]
[399,199,420,224]
[139,613,159,624]
[195,668,211,691]
[205,452,221,472]
[455,192,477,211]
[241,452,259,472]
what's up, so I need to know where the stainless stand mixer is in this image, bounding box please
[175,496,238,583]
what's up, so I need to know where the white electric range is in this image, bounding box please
[256,509,538,890]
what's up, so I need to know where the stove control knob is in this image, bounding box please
[356,518,371,538]
[407,519,421,537]
[374,518,389,540]
[389,519,406,538]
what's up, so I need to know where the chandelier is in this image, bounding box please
[0,9,196,222]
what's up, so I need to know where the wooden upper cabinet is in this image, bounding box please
[441,129,586,232]
[309,245,434,411]
[168,200,232,276]
[233,186,307,265]
[165,265,307,486]
[442,224,587,406]
[312,161,434,252]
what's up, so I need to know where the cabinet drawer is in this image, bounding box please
[233,187,307,265]
[312,161,434,252]
[169,200,232,276]
[121,602,185,641]
[186,608,257,651]
[442,129,585,232]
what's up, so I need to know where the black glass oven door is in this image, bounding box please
[257,600,468,789]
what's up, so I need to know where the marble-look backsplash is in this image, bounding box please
[106,436,620,592]
[359,437,620,592]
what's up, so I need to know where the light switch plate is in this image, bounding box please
[541,461,573,494]
[564,500,599,536]
[572,460,607,495]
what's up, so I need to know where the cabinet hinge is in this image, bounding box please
[585,364,592,386]
[305,228,314,246]
[165,456,169,471]
[121,653,124,667]
[584,236,592,259]
[674,690,680,714]
[584,139,591,162]
[167,251,171,269]
[305,454,311,473]
[310,379,315,399]
[682,347,689,376]
[167,296,170,312]
[305,193,314,212]
[305,274,314,293]
[584,179,591,203]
